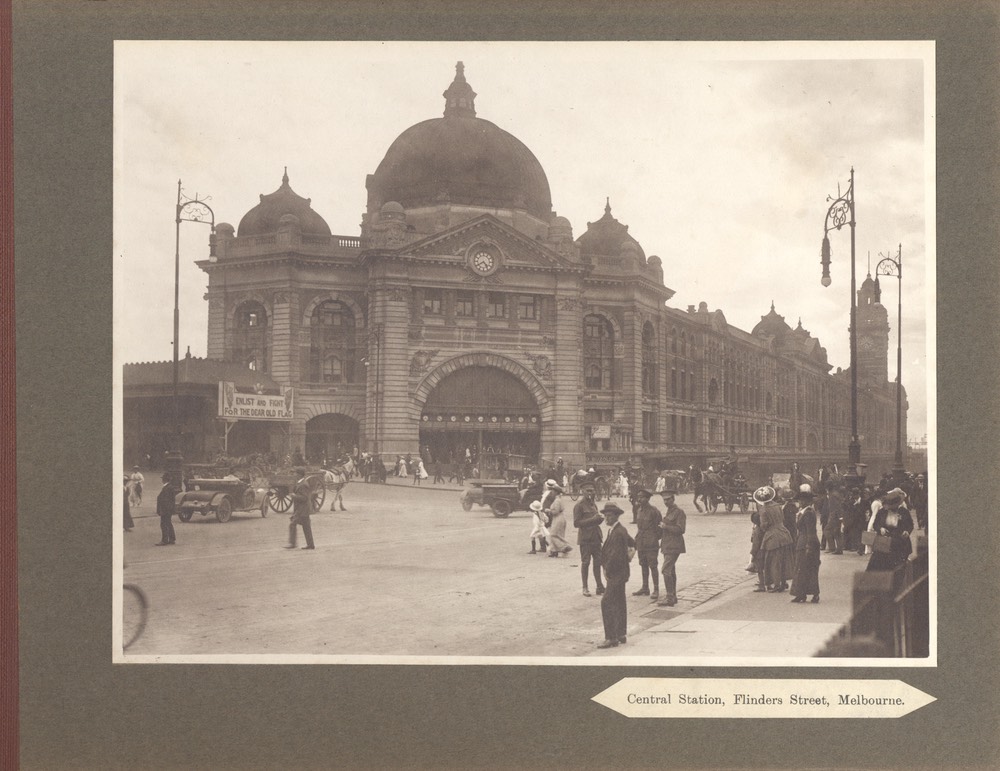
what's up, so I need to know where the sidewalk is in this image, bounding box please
[588,548,870,659]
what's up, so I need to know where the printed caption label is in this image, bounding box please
[593,679,935,719]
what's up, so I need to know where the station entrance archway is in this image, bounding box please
[419,365,540,477]
[305,413,359,464]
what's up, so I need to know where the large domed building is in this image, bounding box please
[125,62,906,479]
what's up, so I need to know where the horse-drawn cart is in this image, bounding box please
[696,469,751,514]
[263,470,326,514]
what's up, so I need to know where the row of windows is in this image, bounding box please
[421,290,538,320]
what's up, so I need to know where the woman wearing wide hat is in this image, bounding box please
[752,486,793,593]
[865,487,914,573]
[789,484,821,603]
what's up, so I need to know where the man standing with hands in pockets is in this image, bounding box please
[573,482,605,597]
[596,503,635,649]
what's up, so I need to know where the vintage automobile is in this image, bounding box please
[460,480,541,518]
[176,473,269,523]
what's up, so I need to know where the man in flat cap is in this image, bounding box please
[597,502,635,649]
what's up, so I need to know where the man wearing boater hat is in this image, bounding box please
[596,502,635,649]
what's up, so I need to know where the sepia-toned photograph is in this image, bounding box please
[114,41,934,665]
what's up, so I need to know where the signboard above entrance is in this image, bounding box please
[590,424,612,439]
[218,381,293,421]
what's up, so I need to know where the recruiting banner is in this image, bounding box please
[218,382,294,421]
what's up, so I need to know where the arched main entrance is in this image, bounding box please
[305,413,359,464]
[419,365,540,477]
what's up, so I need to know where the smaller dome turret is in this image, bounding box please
[237,168,331,238]
[575,199,646,260]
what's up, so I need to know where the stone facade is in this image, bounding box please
[186,63,905,477]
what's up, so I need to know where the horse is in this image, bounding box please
[324,457,355,511]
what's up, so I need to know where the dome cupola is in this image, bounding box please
[575,199,646,260]
[365,63,553,221]
[237,168,332,238]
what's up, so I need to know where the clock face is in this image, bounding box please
[470,249,498,275]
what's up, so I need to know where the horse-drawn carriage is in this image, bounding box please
[693,460,751,514]
[567,470,612,501]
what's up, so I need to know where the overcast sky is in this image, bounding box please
[114,41,933,441]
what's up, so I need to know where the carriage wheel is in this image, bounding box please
[739,494,750,515]
[215,497,233,523]
[490,499,513,518]
[311,485,326,511]
[725,498,735,512]
[268,489,293,513]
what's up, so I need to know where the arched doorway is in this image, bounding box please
[305,413,359,464]
[419,365,540,477]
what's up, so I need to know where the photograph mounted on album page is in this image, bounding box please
[113,40,936,668]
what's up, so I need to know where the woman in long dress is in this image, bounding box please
[790,485,821,603]
[753,486,794,593]
[865,488,914,573]
[542,481,574,556]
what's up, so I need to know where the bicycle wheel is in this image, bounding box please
[123,583,148,650]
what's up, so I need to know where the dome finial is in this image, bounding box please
[443,61,477,118]
[605,197,611,216]
[771,300,775,312]
[282,167,289,186]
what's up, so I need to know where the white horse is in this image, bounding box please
[324,457,355,511]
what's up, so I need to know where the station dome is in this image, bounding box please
[752,303,793,339]
[237,169,332,237]
[575,199,646,260]
[366,62,553,221]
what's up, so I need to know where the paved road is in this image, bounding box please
[122,478,861,660]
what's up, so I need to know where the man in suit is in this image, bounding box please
[285,468,316,550]
[597,503,635,649]
[573,482,605,597]
[656,489,687,607]
[154,472,178,546]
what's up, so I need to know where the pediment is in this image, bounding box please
[405,215,575,272]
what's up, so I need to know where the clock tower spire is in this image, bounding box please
[856,271,889,384]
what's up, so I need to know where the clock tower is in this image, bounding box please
[856,273,889,384]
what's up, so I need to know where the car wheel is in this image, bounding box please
[178,509,193,523]
[215,497,233,523]
[490,499,512,518]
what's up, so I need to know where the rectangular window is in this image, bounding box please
[642,412,658,442]
[670,368,677,398]
[455,291,475,317]
[423,290,443,315]
[486,292,506,318]
[670,414,677,442]
[517,295,537,320]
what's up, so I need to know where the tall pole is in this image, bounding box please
[820,167,861,477]
[876,243,904,476]
[168,180,215,481]
[895,245,903,472]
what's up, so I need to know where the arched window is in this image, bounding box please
[310,300,357,383]
[641,322,656,396]
[708,378,719,404]
[233,301,268,372]
[583,314,614,389]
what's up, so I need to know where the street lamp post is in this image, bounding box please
[819,168,862,477]
[875,243,904,478]
[166,180,215,482]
